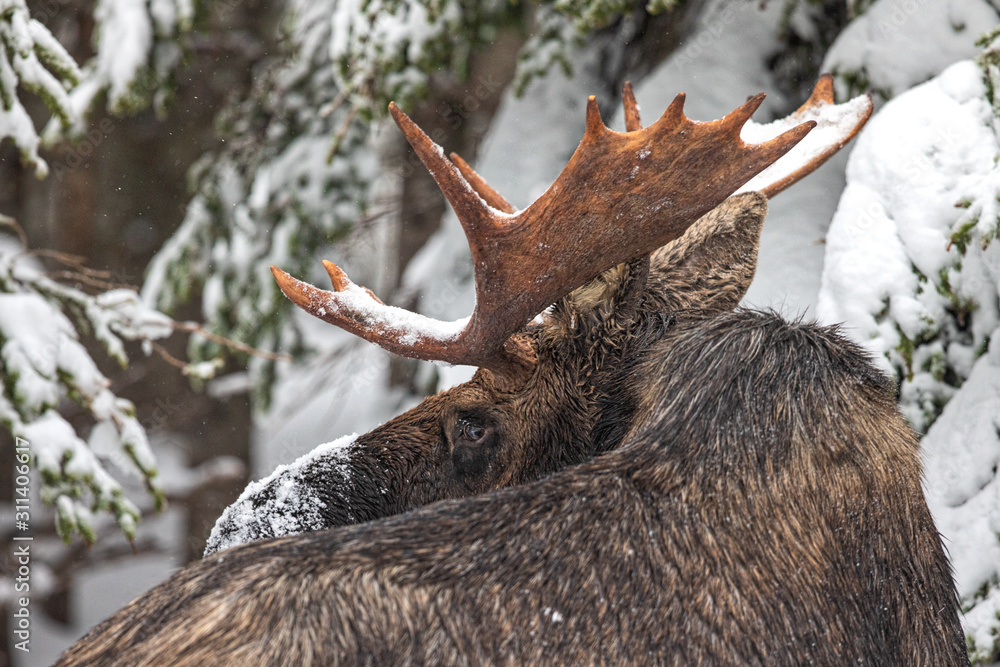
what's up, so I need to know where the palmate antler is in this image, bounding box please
[272,77,871,378]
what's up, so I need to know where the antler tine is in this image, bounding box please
[799,72,836,111]
[622,81,642,132]
[450,78,872,229]
[658,92,686,130]
[738,74,873,198]
[721,93,767,134]
[450,152,516,214]
[584,96,607,139]
[388,103,501,238]
[274,91,817,377]
[270,263,465,361]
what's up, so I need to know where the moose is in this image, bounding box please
[57,78,968,665]
[206,77,875,555]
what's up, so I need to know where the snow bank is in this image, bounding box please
[923,343,1000,659]
[823,0,998,100]
[818,60,999,429]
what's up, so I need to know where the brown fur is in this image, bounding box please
[57,311,967,665]
[57,193,967,664]
[204,193,770,554]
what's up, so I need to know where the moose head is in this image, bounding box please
[206,76,873,554]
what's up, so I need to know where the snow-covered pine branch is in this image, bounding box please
[0,0,82,176]
[0,218,287,543]
[0,228,176,542]
[330,0,682,115]
[2,0,196,174]
[42,0,195,141]
[140,0,377,409]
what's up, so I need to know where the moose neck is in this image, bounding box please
[619,312,913,489]
[538,191,773,461]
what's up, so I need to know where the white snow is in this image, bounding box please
[737,92,872,196]
[923,345,1000,658]
[206,433,359,553]
[823,0,999,100]
[95,0,152,107]
[817,60,999,426]
[94,288,174,341]
[0,0,85,175]
[0,231,171,552]
[302,273,471,345]
[0,293,65,412]
[39,0,194,140]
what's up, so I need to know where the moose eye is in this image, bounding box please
[456,418,486,443]
[449,414,499,480]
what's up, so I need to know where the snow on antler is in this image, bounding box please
[738,75,873,198]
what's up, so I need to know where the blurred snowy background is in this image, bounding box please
[2,0,1000,664]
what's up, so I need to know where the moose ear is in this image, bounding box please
[544,257,651,336]
[542,192,766,339]
[646,191,768,314]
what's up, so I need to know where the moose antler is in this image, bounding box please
[738,74,872,198]
[272,78,867,377]
[451,75,871,212]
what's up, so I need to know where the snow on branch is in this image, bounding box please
[330,0,515,115]
[0,218,285,544]
[0,233,166,543]
[330,0,685,116]
[41,0,194,142]
[141,0,377,408]
[1,0,195,173]
[0,0,82,176]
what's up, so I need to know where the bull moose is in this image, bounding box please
[56,78,967,665]
[206,77,873,555]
